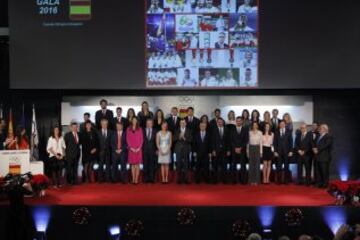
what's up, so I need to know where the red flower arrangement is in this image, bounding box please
[328,180,360,206]
[31,174,50,196]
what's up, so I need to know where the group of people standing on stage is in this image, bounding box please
[43,99,333,189]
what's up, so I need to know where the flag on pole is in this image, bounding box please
[0,104,3,119]
[30,104,39,162]
[7,108,14,138]
[20,103,25,128]
[157,13,166,37]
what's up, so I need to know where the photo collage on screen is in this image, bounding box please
[146,0,258,88]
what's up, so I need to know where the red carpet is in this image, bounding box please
[23,183,334,206]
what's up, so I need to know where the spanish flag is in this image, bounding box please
[7,108,13,138]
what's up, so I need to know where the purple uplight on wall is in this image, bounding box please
[32,206,51,232]
[257,206,275,228]
[321,207,346,235]
[338,157,350,181]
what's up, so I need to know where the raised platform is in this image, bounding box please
[22,183,333,206]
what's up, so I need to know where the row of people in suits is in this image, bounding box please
[48,108,332,188]
[90,99,293,134]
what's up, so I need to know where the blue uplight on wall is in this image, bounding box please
[338,159,350,181]
[109,225,121,237]
[321,207,346,235]
[32,206,51,232]
[257,206,275,228]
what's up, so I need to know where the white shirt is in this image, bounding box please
[221,78,238,87]
[47,136,66,158]
[201,76,218,87]
[182,78,197,86]
[216,18,226,31]
[237,5,257,14]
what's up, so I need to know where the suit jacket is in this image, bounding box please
[166,116,180,133]
[137,111,154,128]
[64,131,80,161]
[142,127,157,153]
[294,131,313,155]
[185,116,200,133]
[209,118,219,131]
[215,42,229,49]
[174,128,192,154]
[271,117,281,132]
[80,130,99,160]
[113,117,129,130]
[315,133,333,162]
[274,129,293,154]
[193,130,211,158]
[230,126,249,153]
[110,130,127,156]
[79,121,95,133]
[95,109,114,129]
[97,128,112,154]
[211,126,230,153]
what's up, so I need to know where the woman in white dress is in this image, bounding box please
[156,121,172,183]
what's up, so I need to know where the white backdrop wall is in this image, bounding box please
[61,96,313,129]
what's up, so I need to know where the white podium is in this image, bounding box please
[0,150,44,176]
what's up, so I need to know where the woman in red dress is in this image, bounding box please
[126,117,144,184]
[6,126,29,150]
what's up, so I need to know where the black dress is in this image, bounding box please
[80,130,99,164]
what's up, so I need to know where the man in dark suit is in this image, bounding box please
[211,118,231,184]
[184,107,200,134]
[95,99,114,129]
[310,122,320,185]
[193,122,212,183]
[64,122,81,185]
[274,121,293,184]
[113,107,129,130]
[214,32,229,49]
[174,119,192,184]
[271,109,281,132]
[166,107,180,171]
[97,118,112,183]
[166,107,180,133]
[0,118,6,150]
[230,117,249,184]
[294,123,313,185]
[209,108,222,131]
[111,121,127,183]
[79,112,95,133]
[142,118,157,183]
[313,124,333,188]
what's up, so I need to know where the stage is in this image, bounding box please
[23,183,334,206]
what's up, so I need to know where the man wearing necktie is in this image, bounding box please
[142,119,157,183]
[193,122,212,183]
[174,119,192,184]
[166,107,180,170]
[209,108,221,131]
[95,99,114,129]
[274,121,293,184]
[230,117,249,184]
[185,107,200,134]
[64,121,80,185]
[312,124,333,188]
[113,107,129,130]
[97,118,112,183]
[271,109,281,132]
[111,121,127,183]
[294,123,313,186]
[211,118,231,184]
